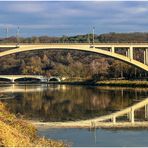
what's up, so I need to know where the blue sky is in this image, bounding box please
[1,1,148,37]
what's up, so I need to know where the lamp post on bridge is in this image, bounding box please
[87,34,90,44]
[92,26,95,45]
[90,27,95,48]
[16,26,20,46]
[5,27,8,39]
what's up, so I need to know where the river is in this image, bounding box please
[0,84,148,146]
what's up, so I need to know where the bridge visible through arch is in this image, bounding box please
[0,43,148,71]
[0,75,61,83]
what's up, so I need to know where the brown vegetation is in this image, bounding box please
[97,80,148,87]
[0,102,66,147]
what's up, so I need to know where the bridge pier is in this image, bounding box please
[126,50,128,57]
[129,108,135,123]
[11,79,15,83]
[128,46,133,60]
[112,116,116,124]
[145,105,148,119]
[128,112,131,121]
[144,49,148,65]
[111,46,115,53]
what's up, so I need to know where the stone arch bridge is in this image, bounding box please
[0,75,61,83]
[0,43,147,72]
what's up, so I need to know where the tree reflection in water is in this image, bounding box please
[1,84,148,121]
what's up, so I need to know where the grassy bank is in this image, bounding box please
[97,80,148,87]
[0,102,66,147]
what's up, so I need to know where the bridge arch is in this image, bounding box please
[48,77,61,82]
[14,77,42,82]
[0,75,45,83]
[0,77,12,82]
[0,44,147,71]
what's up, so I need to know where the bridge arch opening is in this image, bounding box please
[0,78,11,82]
[15,77,41,83]
[48,77,61,82]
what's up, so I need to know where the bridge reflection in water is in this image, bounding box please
[0,84,148,123]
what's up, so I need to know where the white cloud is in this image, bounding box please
[6,2,48,13]
[0,23,71,29]
[1,1,148,36]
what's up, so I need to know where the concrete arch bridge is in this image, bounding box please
[0,75,61,83]
[0,43,147,72]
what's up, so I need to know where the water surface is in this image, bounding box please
[1,84,148,121]
[38,128,148,147]
[1,84,148,146]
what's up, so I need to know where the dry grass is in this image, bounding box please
[97,80,148,87]
[0,102,66,147]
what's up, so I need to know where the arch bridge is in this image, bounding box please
[0,75,61,83]
[0,43,148,71]
[48,76,61,82]
[0,75,47,83]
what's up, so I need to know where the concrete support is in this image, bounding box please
[112,116,116,123]
[11,79,15,83]
[126,50,128,57]
[127,48,130,58]
[127,47,133,60]
[111,46,115,53]
[128,112,131,121]
[90,121,96,129]
[41,78,47,83]
[129,46,133,60]
[144,49,148,65]
[145,105,148,119]
[129,108,135,123]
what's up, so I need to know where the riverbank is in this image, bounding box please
[31,120,148,129]
[0,102,66,147]
[48,80,148,87]
[96,80,148,87]
[32,120,148,129]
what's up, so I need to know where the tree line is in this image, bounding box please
[1,32,148,43]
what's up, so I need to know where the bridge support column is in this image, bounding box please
[126,50,128,57]
[129,108,134,123]
[111,46,115,53]
[144,49,148,65]
[145,105,148,119]
[112,116,116,124]
[127,48,130,58]
[129,46,133,60]
[11,79,15,83]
